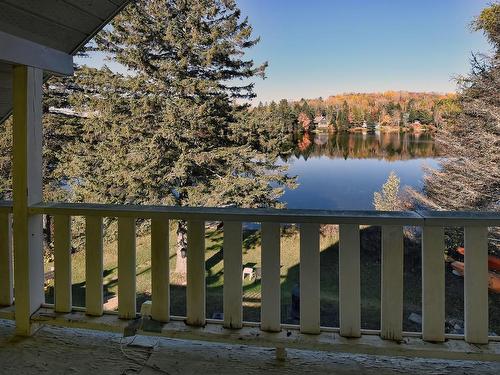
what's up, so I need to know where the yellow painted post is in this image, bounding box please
[12,65,44,335]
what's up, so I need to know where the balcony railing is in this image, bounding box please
[0,201,499,356]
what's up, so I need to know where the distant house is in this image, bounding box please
[313,115,329,128]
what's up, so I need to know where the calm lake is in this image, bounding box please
[280,131,439,210]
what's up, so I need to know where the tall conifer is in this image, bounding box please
[66,0,293,274]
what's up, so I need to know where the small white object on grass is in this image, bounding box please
[242,267,254,280]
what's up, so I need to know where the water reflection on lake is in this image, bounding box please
[280,131,439,210]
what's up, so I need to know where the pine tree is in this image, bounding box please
[65,0,293,275]
[0,118,12,200]
[337,100,350,129]
[277,99,296,132]
[410,3,499,213]
[373,171,402,211]
[0,71,83,252]
[408,3,499,250]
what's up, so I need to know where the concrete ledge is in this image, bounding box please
[31,308,500,362]
[32,308,130,334]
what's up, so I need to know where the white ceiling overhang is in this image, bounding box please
[0,0,131,123]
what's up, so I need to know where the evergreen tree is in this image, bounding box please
[65,0,293,275]
[325,105,336,126]
[299,100,314,119]
[373,171,402,211]
[0,71,83,252]
[277,99,296,131]
[413,3,499,210]
[409,3,499,248]
[337,100,350,129]
[0,118,12,200]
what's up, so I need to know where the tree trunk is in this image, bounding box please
[43,214,53,249]
[175,220,188,276]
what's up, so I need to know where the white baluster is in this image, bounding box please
[261,222,281,332]
[300,223,320,334]
[223,221,243,329]
[381,225,403,341]
[186,220,205,326]
[422,226,445,342]
[464,226,489,344]
[54,215,72,313]
[118,217,136,319]
[151,218,170,322]
[85,216,103,316]
[339,224,361,337]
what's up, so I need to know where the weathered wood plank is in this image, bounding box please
[85,216,103,316]
[223,221,243,329]
[186,220,205,326]
[118,217,136,319]
[381,225,403,341]
[261,222,281,332]
[54,215,72,313]
[151,218,170,322]
[422,226,445,342]
[464,226,489,344]
[339,224,361,338]
[299,223,320,334]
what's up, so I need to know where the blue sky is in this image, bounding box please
[79,0,492,103]
[237,0,491,102]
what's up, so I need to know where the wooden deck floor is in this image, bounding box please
[0,319,499,374]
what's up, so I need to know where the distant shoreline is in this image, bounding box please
[308,123,437,134]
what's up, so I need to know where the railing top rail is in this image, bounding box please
[0,200,13,212]
[417,210,500,226]
[25,202,500,226]
[29,202,423,224]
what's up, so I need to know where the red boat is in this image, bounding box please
[456,247,500,272]
[451,261,500,293]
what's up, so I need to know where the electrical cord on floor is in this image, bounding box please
[119,336,171,375]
